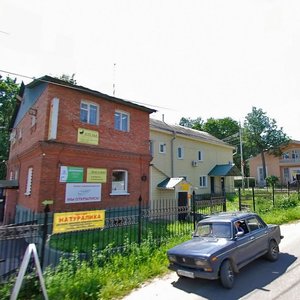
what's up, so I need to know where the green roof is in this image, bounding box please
[208,164,241,177]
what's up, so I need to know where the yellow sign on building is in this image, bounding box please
[53,210,105,234]
[77,128,99,145]
[180,183,190,191]
[87,168,107,183]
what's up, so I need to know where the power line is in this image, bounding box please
[0,69,173,111]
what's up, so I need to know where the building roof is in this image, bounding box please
[26,75,157,114]
[157,177,185,189]
[0,180,19,188]
[150,118,233,148]
[208,164,241,176]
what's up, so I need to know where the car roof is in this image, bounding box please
[199,212,258,223]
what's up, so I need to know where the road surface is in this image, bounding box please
[123,221,300,300]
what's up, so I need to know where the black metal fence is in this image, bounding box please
[238,186,300,211]
[0,193,226,281]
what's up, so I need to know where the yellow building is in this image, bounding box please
[150,119,240,209]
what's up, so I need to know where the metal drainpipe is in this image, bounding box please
[171,131,176,177]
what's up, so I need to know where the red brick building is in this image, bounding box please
[4,76,155,224]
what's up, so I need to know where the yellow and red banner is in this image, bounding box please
[53,210,105,234]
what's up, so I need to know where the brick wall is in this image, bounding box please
[5,81,152,220]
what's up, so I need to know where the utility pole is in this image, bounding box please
[239,124,245,190]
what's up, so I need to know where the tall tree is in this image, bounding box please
[243,107,290,182]
[203,117,239,140]
[179,117,204,130]
[0,75,20,179]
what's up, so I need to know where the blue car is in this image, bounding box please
[167,212,283,289]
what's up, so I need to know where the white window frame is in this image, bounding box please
[111,170,129,195]
[80,100,99,125]
[177,146,184,159]
[159,143,166,154]
[25,167,33,195]
[198,150,203,161]
[292,150,299,159]
[199,175,207,188]
[114,110,129,132]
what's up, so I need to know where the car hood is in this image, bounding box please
[167,237,233,257]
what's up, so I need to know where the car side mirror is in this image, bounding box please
[235,231,244,238]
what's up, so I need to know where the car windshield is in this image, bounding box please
[194,222,231,239]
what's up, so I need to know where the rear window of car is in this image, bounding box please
[246,216,265,232]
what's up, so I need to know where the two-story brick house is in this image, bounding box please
[3,76,155,224]
[150,119,241,208]
[248,140,300,186]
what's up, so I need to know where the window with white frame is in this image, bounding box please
[114,111,129,131]
[177,146,184,159]
[292,150,300,159]
[159,143,166,154]
[25,167,33,195]
[199,175,207,188]
[198,150,203,161]
[111,170,128,194]
[80,101,99,125]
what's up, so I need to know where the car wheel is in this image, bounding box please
[265,240,279,261]
[219,260,234,289]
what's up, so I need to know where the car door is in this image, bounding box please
[232,219,255,268]
[245,216,269,258]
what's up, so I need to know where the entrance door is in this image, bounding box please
[178,192,188,221]
[210,177,215,194]
[221,177,225,193]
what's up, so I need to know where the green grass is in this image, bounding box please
[1,192,300,300]
[49,220,193,252]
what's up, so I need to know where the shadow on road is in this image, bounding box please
[171,252,297,300]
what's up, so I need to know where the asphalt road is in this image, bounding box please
[123,221,300,300]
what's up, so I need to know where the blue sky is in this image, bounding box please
[1,0,300,140]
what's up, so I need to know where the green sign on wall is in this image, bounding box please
[60,166,84,183]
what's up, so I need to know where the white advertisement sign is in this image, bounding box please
[65,183,101,203]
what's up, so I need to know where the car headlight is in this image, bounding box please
[194,258,209,267]
[168,255,177,263]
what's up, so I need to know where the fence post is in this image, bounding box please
[40,204,49,270]
[272,185,275,206]
[222,192,226,212]
[192,191,196,230]
[238,188,242,211]
[252,187,255,211]
[138,195,142,246]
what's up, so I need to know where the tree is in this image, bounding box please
[0,75,20,179]
[57,73,77,85]
[179,117,204,130]
[202,117,239,140]
[243,107,290,183]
